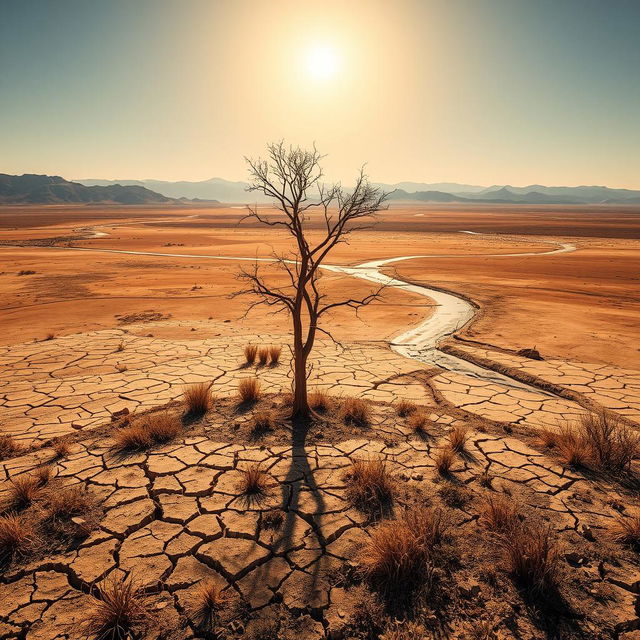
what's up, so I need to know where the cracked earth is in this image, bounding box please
[1,314,640,639]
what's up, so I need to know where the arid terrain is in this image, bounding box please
[1,203,640,639]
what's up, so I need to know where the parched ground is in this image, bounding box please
[1,205,640,639]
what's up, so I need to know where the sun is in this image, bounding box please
[305,43,340,81]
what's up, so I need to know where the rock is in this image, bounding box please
[110,407,130,421]
[579,523,596,541]
[516,347,542,360]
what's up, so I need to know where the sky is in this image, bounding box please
[1,0,639,188]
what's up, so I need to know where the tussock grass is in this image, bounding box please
[340,397,372,427]
[87,576,145,640]
[345,459,394,516]
[309,389,331,413]
[4,474,42,511]
[448,425,469,453]
[538,428,558,449]
[44,485,92,522]
[239,463,269,496]
[382,621,426,640]
[115,412,182,451]
[499,524,559,593]
[244,344,258,364]
[192,579,229,630]
[0,434,22,460]
[268,345,282,365]
[238,378,261,404]
[555,424,590,468]
[434,445,456,475]
[395,399,417,418]
[52,439,72,459]
[257,347,269,366]
[251,410,276,435]
[0,513,34,562]
[183,382,214,416]
[479,494,520,532]
[362,506,447,594]
[34,465,54,488]
[610,513,640,550]
[407,412,430,436]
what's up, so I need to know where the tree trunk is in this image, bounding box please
[291,305,310,419]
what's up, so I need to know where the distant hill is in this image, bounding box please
[78,177,252,203]
[74,175,640,205]
[0,174,174,204]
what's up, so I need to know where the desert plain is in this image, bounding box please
[1,203,640,639]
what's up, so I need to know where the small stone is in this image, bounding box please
[579,524,595,541]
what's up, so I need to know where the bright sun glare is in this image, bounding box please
[305,43,339,81]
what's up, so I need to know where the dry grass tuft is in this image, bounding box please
[5,474,42,511]
[115,340,125,352]
[114,424,153,451]
[555,424,590,468]
[192,579,229,630]
[115,412,182,451]
[538,428,558,448]
[44,333,55,341]
[0,513,34,562]
[262,509,285,529]
[610,513,640,550]
[0,435,23,460]
[251,410,276,435]
[448,425,470,453]
[434,445,457,475]
[479,494,520,532]
[257,347,270,366]
[381,621,427,640]
[88,576,146,640]
[499,524,559,593]
[238,378,261,404]
[395,399,417,417]
[345,459,394,516]
[44,484,93,521]
[239,463,270,497]
[309,389,331,413]
[268,345,282,365]
[362,506,447,594]
[244,344,258,364]
[34,465,54,488]
[340,397,372,427]
[407,412,430,436]
[52,439,72,459]
[183,382,214,415]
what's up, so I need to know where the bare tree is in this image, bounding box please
[236,142,389,419]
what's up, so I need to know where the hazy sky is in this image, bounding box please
[1,0,639,187]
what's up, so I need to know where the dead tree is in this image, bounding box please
[236,142,389,419]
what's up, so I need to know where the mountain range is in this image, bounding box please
[2,173,639,205]
[78,177,640,205]
[0,174,173,204]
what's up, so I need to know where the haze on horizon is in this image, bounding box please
[1,0,639,189]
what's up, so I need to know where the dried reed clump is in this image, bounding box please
[244,344,258,364]
[183,381,214,415]
[238,378,261,404]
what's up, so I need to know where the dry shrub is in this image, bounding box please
[438,483,472,509]
[115,340,125,352]
[499,524,559,593]
[345,459,394,516]
[434,445,456,475]
[239,463,269,496]
[552,412,638,474]
[238,378,261,404]
[362,506,447,594]
[52,439,72,459]
[183,382,213,415]
[192,579,229,630]
[251,410,276,435]
[44,484,92,522]
[448,425,469,453]
[268,345,282,365]
[5,474,42,511]
[309,389,331,413]
[0,435,22,460]
[244,344,258,364]
[88,576,146,640]
[610,513,640,550]
[0,513,34,562]
[257,347,270,366]
[479,494,520,532]
[34,465,54,487]
[340,397,372,427]
[579,411,638,473]
[395,399,417,418]
[408,412,430,436]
